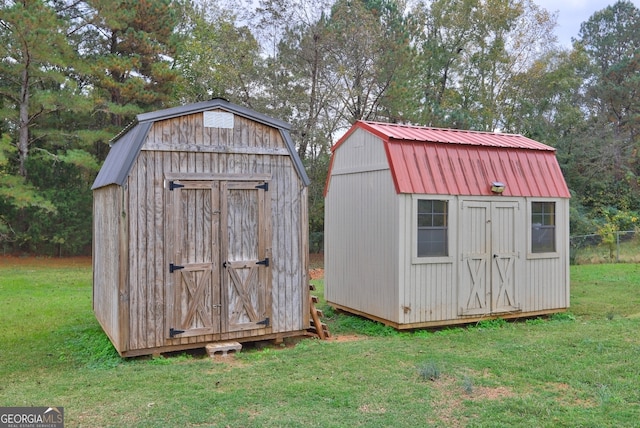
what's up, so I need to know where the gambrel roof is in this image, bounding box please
[327,121,570,198]
[92,99,310,189]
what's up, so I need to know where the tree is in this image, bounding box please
[0,0,79,177]
[578,1,640,138]
[407,0,557,131]
[78,0,181,129]
[323,0,409,123]
[574,0,640,212]
[172,0,263,105]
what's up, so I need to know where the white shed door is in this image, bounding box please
[459,201,521,316]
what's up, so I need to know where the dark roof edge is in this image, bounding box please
[136,98,291,131]
[93,100,308,190]
[91,122,153,189]
[280,129,310,186]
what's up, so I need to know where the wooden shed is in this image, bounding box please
[324,121,570,329]
[92,99,310,356]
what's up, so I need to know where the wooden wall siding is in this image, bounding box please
[121,113,307,352]
[143,111,288,154]
[325,132,399,322]
[92,185,123,350]
[524,198,570,313]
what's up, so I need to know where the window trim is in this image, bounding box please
[527,199,560,259]
[412,195,454,264]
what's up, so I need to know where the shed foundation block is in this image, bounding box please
[206,342,242,357]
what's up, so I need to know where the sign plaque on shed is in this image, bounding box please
[92,99,310,357]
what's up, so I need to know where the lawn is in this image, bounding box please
[1,256,639,427]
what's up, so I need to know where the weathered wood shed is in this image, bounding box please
[324,121,570,329]
[92,99,310,356]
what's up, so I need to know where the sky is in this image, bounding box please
[534,0,640,47]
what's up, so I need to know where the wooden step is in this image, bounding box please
[308,283,331,340]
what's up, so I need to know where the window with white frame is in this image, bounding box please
[531,202,556,253]
[417,199,448,257]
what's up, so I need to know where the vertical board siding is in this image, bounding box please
[400,195,457,324]
[326,126,570,329]
[330,186,570,326]
[325,132,399,322]
[153,151,165,347]
[92,186,122,350]
[118,111,307,353]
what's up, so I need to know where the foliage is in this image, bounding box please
[172,0,263,104]
[417,361,441,381]
[595,207,640,260]
[1,0,640,254]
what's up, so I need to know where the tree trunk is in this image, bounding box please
[18,65,30,178]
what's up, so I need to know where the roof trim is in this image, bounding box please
[136,98,291,130]
[91,122,152,190]
[92,99,308,189]
[332,120,557,152]
[325,120,570,198]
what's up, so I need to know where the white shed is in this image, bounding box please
[324,121,570,328]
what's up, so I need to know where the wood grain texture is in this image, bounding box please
[94,109,309,356]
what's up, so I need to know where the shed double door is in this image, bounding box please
[166,178,272,339]
[459,201,521,316]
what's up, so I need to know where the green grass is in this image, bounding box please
[1,260,640,427]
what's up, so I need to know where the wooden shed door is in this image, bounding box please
[221,181,272,332]
[168,180,221,338]
[459,201,521,316]
[167,178,271,339]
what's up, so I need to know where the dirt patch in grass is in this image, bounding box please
[309,252,324,269]
[0,255,91,268]
[427,375,516,427]
[309,268,324,279]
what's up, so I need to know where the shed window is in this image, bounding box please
[417,200,448,257]
[531,202,555,253]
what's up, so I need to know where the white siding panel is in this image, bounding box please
[400,195,456,324]
[330,128,389,174]
[523,198,570,312]
[325,133,399,322]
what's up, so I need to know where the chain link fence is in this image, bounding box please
[570,230,640,264]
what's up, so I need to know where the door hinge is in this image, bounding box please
[169,181,184,191]
[255,182,269,191]
[256,257,270,267]
[257,317,270,327]
[169,328,185,337]
[169,263,184,273]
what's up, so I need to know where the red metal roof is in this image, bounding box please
[328,121,570,198]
